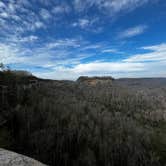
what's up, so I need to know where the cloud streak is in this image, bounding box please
[125,43,166,62]
[118,25,148,39]
[34,43,166,80]
[73,0,150,15]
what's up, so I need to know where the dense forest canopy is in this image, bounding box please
[0,69,166,166]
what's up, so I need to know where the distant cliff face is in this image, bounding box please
[0,149,47,166]
[77,76,114,86]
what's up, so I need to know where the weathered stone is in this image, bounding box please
[0,149,47,166]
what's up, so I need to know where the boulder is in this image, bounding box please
[0,148,47,166]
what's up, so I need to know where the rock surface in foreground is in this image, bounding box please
[0,149,47,166]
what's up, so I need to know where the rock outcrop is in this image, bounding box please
[77,76,114,86]
[0,148,47,166]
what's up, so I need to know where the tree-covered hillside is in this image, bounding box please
[0,70,166,166]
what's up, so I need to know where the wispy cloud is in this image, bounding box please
[18,35,38,43]
[0,43,26,64]
[81,44,102,50]
[52,4,71,14]
[142,43,166,52]
[0,0,152,36]
[1,35,166,80]
[102,49,120,53]
[72,0,152,32]
[0,11,9,18]
[34,61,143,80]
[72,17,101,31]
[73,0,151,15]
[46,39,82,49]
[40,8,51,20]
[125,43,166,62]
[72,19,90,29]
[0,1,5,8]
[100,0,150,14]
[0,1,46,34]
[118,25,148,39]
[35,43,166,80]
[72,61,144,74]
[38,0,53,7]
[0,36,91,68]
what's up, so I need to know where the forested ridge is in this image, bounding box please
[0,69,166,166]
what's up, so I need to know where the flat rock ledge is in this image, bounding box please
[0,148,47,166]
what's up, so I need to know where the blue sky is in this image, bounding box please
[0,0,166,80]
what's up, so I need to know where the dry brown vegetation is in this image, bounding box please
[0,70,166,166]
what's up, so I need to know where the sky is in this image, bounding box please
[0,0,166,80]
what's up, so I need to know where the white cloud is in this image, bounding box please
[118,25,147,39]
[102,49,119,53]
[73,19,90,28]
[46,39,83,49]
[72,61,144,74]
[101,0,149,13]
[11,15,21,21]
[0,43,53,67]
[0,37,89,69]
[72,18,101,32]
[81,44,102,50]
[38,0,52,6]
[52,4,71,14]
[40,8,51,20]
[0,1,5,8]
[0,43,25,64]
[34,67,78,80]
[72,0,151,32]
[8,3,16,13]
[73,0,150,15]
[125,43,166,62]
[0,1,47,35]
[1,39,166,80]
[34,61,144,80]
[34,21,45,29]
[142,43,166,51]
[19,35,38,42]
[0,17,5,25]
[0,12,9,18]
[1,34,38,44]
[34,43,166,80]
